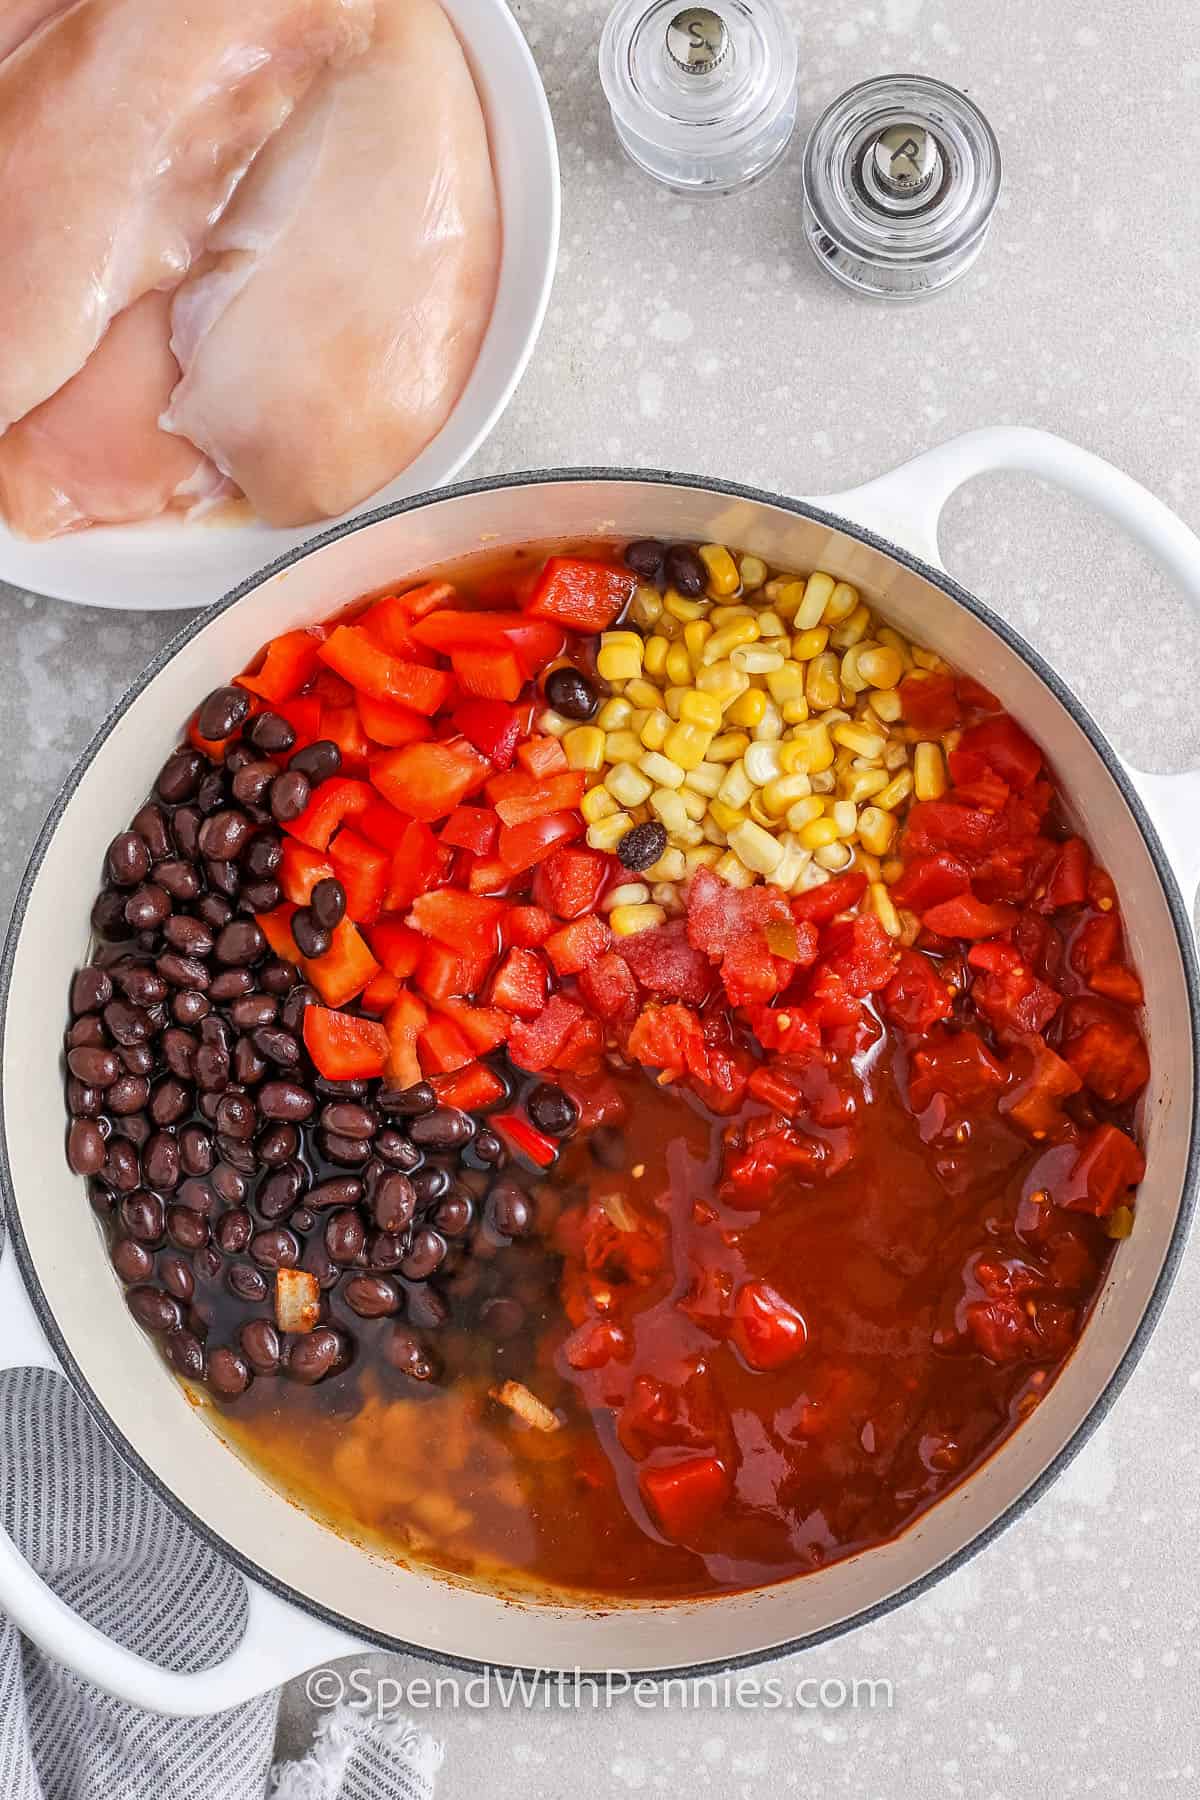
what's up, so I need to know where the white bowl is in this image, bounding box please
[0,0,559,611]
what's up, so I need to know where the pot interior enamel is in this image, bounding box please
[4,476,1194,1671]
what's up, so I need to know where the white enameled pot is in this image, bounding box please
[1,428,1197,1715]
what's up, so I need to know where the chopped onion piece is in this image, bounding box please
[275,1267,321,1334]
[490,1379,560,1433]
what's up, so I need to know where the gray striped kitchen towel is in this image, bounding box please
[0,1365,440,1800]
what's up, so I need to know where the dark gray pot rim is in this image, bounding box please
[2,465,1197,1685]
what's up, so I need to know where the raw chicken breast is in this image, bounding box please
[0,0,375,431]
[0,293,231,540]
[163,0,500,527]
[0,0,67,65]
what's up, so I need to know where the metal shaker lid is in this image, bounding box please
[664,7,730,74]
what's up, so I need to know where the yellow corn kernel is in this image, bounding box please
[563,725,605,772]
[650,882,686,915]
[857,645,904,689]
[663,686,687,720]
[884,741,909,772]
[881,857,904,885]
[822,580,860,624]
[745,792,774,830]
[597,633,644,683]
[708,602,756,627]
[670,820,706,848]
[839,766,890,805]
[773,579,808,621]
[942,727,962,757]
[678,690,723,731]
[646,846,687,883]
[797,816,840,850]
[760,773,812,817]
[581,784,619,824]
[707,797,747,834]
[742,741,783,787]
[785,795,825,832]
[696,661,748,708]
[663,588,707,624]
[639,711,670,752]
[756,611,787,640]
[684,844,723,875]
[830,799,858,838]
[732,645,786,675]
[663,721,713,771]
[832,721,888,760]
[794,859,831,895]
[604,762,653,808]
[914,741,948,801]
[810,767,836,794]
[726,687,767,728]
[662,642,691,687]
[858,805,897,857]
[683,760,724,799]
[726,819,783,876]
[911,645,948,671]
[898,908,921,947]
[806,652,842,712]
[683,620,713,667]
[869,687,903,723]
[624,678,666,713]
[854,848,882,881]
[586,811,633,852]
[829,603,872,649]
[717,759,755,807]
[790,626,830,663]
[649,787,691,836]
[815,841,854,872]
[781,721,835,774]
[714,851,757,889]
[699,543,740,597]
[597,696,633,732]
[795,571,833,630]
[655,610,681,641]
[752,700,783,742]
[708,730,751,763]
[762,665,806,709]
[629,584,663,629]
[867,881,903,939]
[639,749,685,789]
[642,634,670,679]
[702,619,760,666]
[702,814,727,845]
[738,554,768,591]
[679,785,708,821]
[602,882,651,911]
[874,769,915,811]
[778,697,810,730]
[627,710,651,738]
[839,644,869,695]
[610,903,668,937]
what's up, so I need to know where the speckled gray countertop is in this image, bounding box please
[3,0,1200,1791]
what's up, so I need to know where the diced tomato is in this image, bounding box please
[450,697,522,770]
[256,903,300,963]
[302,918,380,1007]
[1000,1034,1082,1138]
[451,646,524,702]
[626,1002,707,1078]
[440,806,499,855]
[434,996,511,1055]
[328,828,389,926]
[284,777,374,852]
[354,691,433,748]
[407,888,506,958]
[503,905,555,948]
[383,990,427,1090]
[955,715,1042,790]
[908,1028,1007,1112]
[508,994,587,1072]
[746,1065,805,1113]
[964,1297,1077,1365]
[578,951,640,1023]
[1059,996,1149,1105]
[359,970,402,1015]
[1064,1124,1146,1216]
[236,627,326,703]
[367,919,423,977]
[279,841,334,906]
[1089,963,1144,1005]
[534,845,610,918]
[879,948,953,1035]
[922,893,1019,940]
[432,1061,507,1111]
[958,675,1002,714]
[555,1012,604,1071]
[820,913,900,993]
[492,1111,559,1169]
[613,922,712,1006]
[497,811,584,876]
[302,1006,389,1080]
[414,940,495,1005]
[968,941,1061,1039]
[317,625,453,716]
[947,771,1011,813]
[898,670,960,731]
[1042,836,1090,909]
[789,870,868,924]
[488,947,549,1018]
[545,913,611,978]
[1069,912,1121,978]
[490,770,586,827]
[371,739,490,822]
[745,1002,820,1054]
[904,800,999,856]
[639,1456,729,1541]
[731,1279,808,1371]
[890,852,971,913]
[418,1013,475,1075]
[516,734,569,779]
[526,556,635,632]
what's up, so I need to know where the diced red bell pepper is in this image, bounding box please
[1059,996,1149,1105]
[383,990,427,1089]
[432,1062,507,1110]
[279,841,334,906]
[1064,1123,1146,1216]
[820,913,900,994]
[498,811,584,875]
[236,627,326,703]
[361,585,455,652]
[360,970,402,1015]
[367,918,423,977]
[922,893,1020,940]
[904,800,999,856]
[789,870,868,925]
[410,608,565,671]
[415,940,495,1004]
[418,1013,475,1075]
[492,1111,559,1168]
[890,852,971,912]
[382,819,443,911]
[273,693,323,750]
[451,646,524,702]
[256,903,300,963]
[318,625,453,715]
[285,777,374,852]
[302,1006,389,1080]
[731,1279,808,1370]
[526,556,635,632]
[434,996,511,1055]
[302,918,379,1007]
[327,827,389,926]
[371,739,490,822]
[544,913,611,978]
[467,857,515,896]
[879,948,954,1035]
[578,951,639,1023]
[1000,1034,1082,1138]
[503,905,555,948]
[515,734,568,779]
[898,670,960,731]
[312,667,355,707]
[488,947,550,1018]
[956,715,1042,790]
[908,1028,1007,1112]
[440,806,499,855]
[533,844,609,918]
[355,794,415,853]
[450,697,522,770]
[489,770,586,827]
[968,941,1061,1039]
[1042,836,1091,909]
[355,691,433,748]
[407,887,506,957]
[390,581,457,626]
[507,994,587,1072]
[323,704,373,774]
[639,1455,729,1541]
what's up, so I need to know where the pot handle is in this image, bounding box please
[0,1240,365,1716]
[816,425,1200,900]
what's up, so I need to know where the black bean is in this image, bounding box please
[241,878,284,915]
[257,1162,305,1219]
[372,1172,416,1234]
[286,1327,344,1385]
[245,711,296,756]
[407,1285,448,1331]
[67,1014,107,1050]
[399,1227,447,1280]
[214,920,266,967]
[545,666,599,721]
[197,893,233,930]
[199,809,253,862]
[155,861,202,905]
[487,1177,533,1238]
[160,1254,195,1303]
[344,1274,400,1318]
[215,1092,256,1140]
[624,538,665,579]
[143,1132,181,1191]
[249,1227,299,1268]
[378,1081,436,1117]
[167,1205,209,1251]
[290,907,330,960]
[101,1138,141,1193]
[211,1161,247,1205]
[321,1130,371,1167]
[120,1045,155,1077]
[240,1319,282,1374]
[230,760,277,808]
[115,963,169,1007]
[289,740,340,785]
[374,1129,421,1171]
[309,879,346,932]
[103,998,154,1045]
[178,1125,214,1177]
[663,543,707,596]
[325,1210,366,1263]
[161,917,211,959]
[434,1191,473,1237]
[71,966,113,1016]
[205,858,239,898]
[127,1285,182,1334]
[309,1176,364,1212]
[161,1028,197,1079]
[291,1206,317,1237]
[244,836,283,882]
[91,890,135,942]
[194,1244,224,1283]
[106,830,151,888]
[526,1081,579,1138]
[157,952,210,993]
[149,1077,191,1127]
[257,1121,298,1166]
[385,1326,438,1381]
[121,1190,165,1242]
[216,1208,254,1254]
[177,1176,217,1214]
[409,1106,473,1150]
[67,1118,106,1176]
[253,1027,300,1069]
[228,1263,269,1304]
[320,1101,377,1140]
[369,1231,405,1270]
[124,883,171,931]
[171,986,209,1025]
[208,1345,252,1398]
[197,686,250,741]
[280,985,316,1035]
[233,1036,266,1088]
[112,1238,153,1284]
[589,1124,627,1170]
[258,1080,315,1123]
[481,1295,526,1339]
[207,970,251,1005]
[165,1328,206,1381]
[314,1076,369,1101]
[68,1079,103,1118]
[173,807,203,859]
[193,1043,230,1091]
[616,820,668,872]
[108,1074,150,1115]
[474,1129,505,1167]
[67,1046,119,1087]
[118,1112,152,1148]
[410,1165,449,1207]
[215,1134,257,1173]
[259,956,294,995]
[155,749,204,804]
[269,770,311,824]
